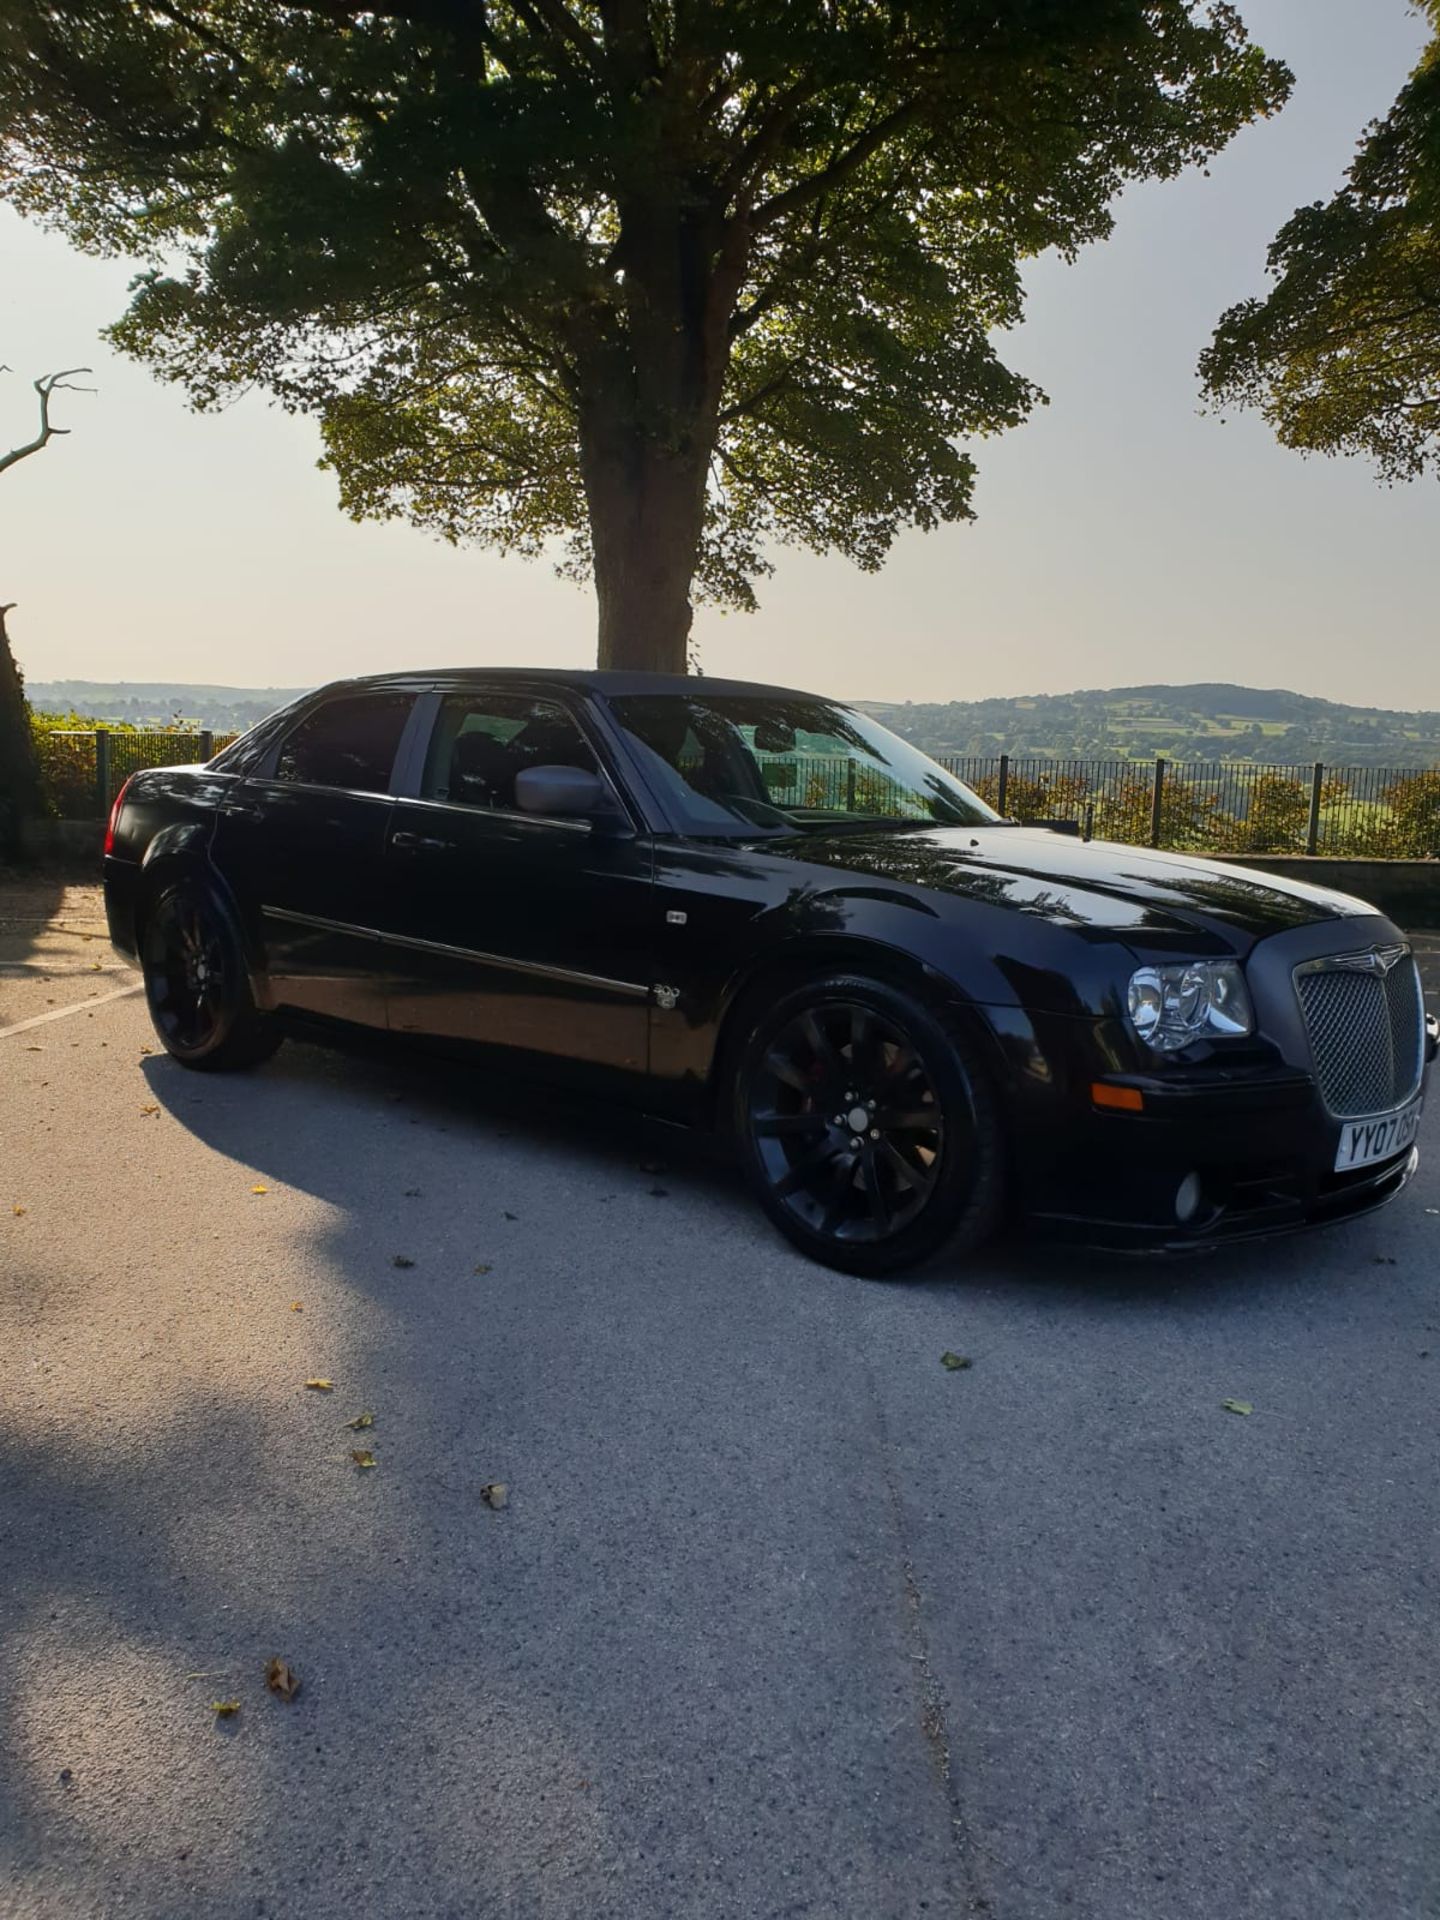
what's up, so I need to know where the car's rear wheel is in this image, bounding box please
[141,881,281,1072]
[733,974,1003,1276]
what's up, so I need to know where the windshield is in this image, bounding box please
[606,692,999,838]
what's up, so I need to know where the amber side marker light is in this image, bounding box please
[1092,1082,1145,1113]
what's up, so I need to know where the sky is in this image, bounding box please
[0,0,1435,710]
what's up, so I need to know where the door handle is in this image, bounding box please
[391,830,454,853]
[221,802,261,819]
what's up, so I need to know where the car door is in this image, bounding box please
[382,687,654,1080]
[209,687,420,1028]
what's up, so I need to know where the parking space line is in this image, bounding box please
[0,982,145,1039]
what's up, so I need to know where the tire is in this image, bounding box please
[731,973,1004,1277]
[140,879,282,1072]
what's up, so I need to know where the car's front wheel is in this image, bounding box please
[140,881,281,1072]
[733,974,1004,1276]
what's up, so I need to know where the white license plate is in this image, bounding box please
[1334,1098,1424,1172]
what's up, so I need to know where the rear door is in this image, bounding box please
[382,686,653,1081]
[210,688,419,1028]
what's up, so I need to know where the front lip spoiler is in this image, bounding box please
[1033,1146,1419,1256]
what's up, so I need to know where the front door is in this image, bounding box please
[210,688,417,1028]
[383,689,654,1080]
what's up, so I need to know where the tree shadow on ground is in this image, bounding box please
[4,1027,988,1919]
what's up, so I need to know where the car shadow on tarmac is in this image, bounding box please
[138,1024,1396,1318]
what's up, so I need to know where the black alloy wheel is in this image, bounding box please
[735,975,1003,1276]
[141,883,280,1071]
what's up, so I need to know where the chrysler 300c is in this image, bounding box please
[102,671,1437,1274]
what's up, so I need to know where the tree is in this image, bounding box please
[2,4,1288,673]
[0,365,92,855]
[1202,9,1440,482]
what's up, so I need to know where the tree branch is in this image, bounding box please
[0,369,94,479]
[508,0,607,76]
[750,100,921,232]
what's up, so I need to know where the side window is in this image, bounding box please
[422,693,598,812]
[274,693,414,794]
[209,696,311,775]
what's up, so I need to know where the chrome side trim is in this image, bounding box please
[262,905,650,999]
[265,906,382,942]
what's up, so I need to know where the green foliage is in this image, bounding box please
[1202,26,1440,481]
[0,2,1289,665]
[1376,768,1440,856]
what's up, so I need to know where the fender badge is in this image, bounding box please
[665,910,687,925]
[653,985,680,1010]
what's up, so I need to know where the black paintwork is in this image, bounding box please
[103,668,1435,1250]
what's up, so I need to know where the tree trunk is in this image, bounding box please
[581,424,708,674]
[0,604,44,860]
[572,200,750,675]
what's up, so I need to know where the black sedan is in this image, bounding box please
[103,670,1436,1274]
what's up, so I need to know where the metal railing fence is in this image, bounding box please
[28,728,1440,860]
[934,755,1440,859]
[33,728,238,817]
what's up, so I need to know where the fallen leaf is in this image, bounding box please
[140,1046,153,1055]
[474,1263,493,1276]
[480,1482,508,1509]
[140,1104,160,1116]
[344,1411,374,1430]
[289,1302,303,1313]
[940,1351,972,1371]
[350,1449,377,1469]
[24,1044,42,1052]
[403,1187,422,1198]
[211,1700,241,1717]
[251,1185,268,1195]
[502,1211,518,1221]
[11,1205,26,1217]
[392,1254,415,1269]
[265,1658,300,1702]
[1222,1399,1253,1416]
[89,962,102,971]
[304,1378,334,1392]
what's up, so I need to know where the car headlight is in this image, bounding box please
[1126,961,1254,1053]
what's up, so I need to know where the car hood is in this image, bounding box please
[766,825,1378,942]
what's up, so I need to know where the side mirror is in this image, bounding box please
[514,764,618,822]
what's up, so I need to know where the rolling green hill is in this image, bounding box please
[856,684,1440,767]
[26,677,1440,768]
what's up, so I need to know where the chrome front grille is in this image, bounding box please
[1294,947,1425,1119]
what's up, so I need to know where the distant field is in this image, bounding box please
[861,681,1440,768]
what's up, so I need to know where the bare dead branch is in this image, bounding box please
[0,367,94,478]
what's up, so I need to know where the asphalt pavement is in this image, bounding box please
[3,884,1439,1920]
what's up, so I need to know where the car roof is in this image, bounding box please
[317,667,827,704]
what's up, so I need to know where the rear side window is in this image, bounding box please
[209,695,312,775]
[275,693,413,794]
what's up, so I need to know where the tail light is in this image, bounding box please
[103,776,133,857]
